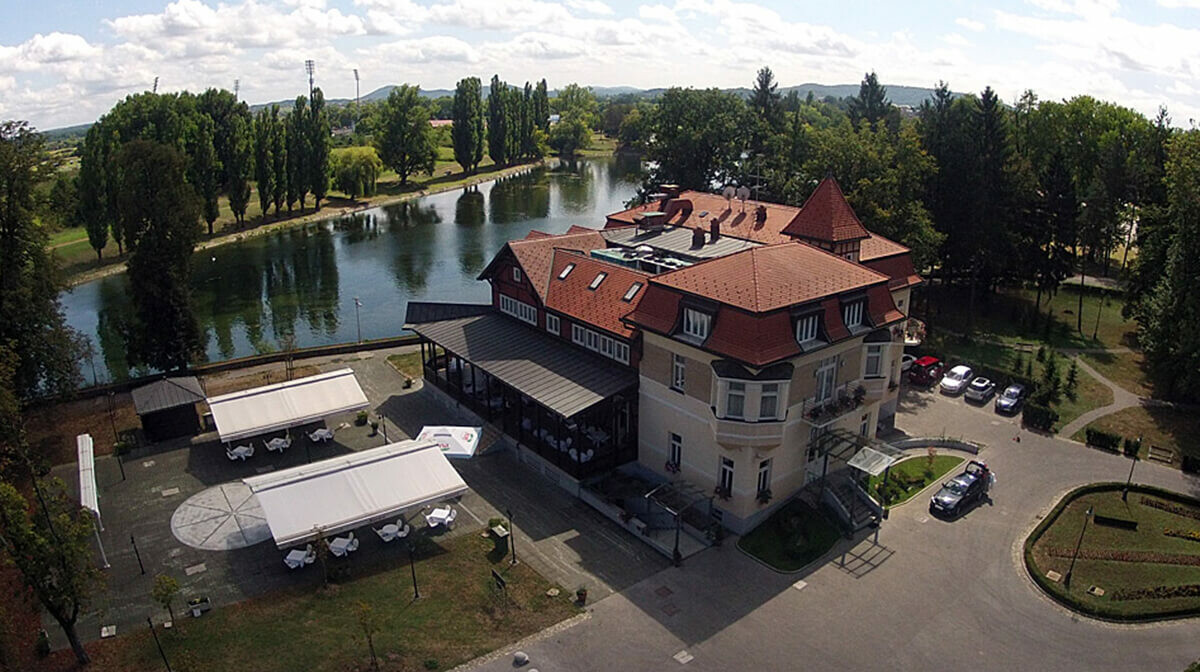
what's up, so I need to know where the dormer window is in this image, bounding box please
[622,282,643,302]
[682,308,711,341]
[558,263,575,280]
[842,300,864,329]
[589,272,607,290]
[796,313,820,344]
[513,267,523,282]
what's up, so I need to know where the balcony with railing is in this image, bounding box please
[708,413,786,448]
[800,380,866,428]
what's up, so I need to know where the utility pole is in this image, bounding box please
[304,60,315,99]
[354,297,363,343]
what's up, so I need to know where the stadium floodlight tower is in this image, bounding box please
[353,68,360,132]
[305,59,315,98]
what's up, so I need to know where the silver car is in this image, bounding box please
[939,365,974,395]
[964,377,996,403]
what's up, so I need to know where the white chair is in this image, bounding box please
[303,543,315,564]
[445,509,457,528]
[374,526,395,543]
[347,532,359,552]
[225,447,241,462]
[396,523,411,539]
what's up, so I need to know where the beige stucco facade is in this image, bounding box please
[637,326,899,534]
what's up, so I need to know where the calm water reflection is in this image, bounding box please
[63,155,642,382]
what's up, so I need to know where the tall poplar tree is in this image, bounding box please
[254,108,275,220]
[270,106,287,215]
[308,88,331,210]
[288,96,309,211]
[487,75,510,166]
[226,114,252,225]
[78,124,109,259]
[192,117,221,235]
[452,77,484,173]
[534,79,550,132]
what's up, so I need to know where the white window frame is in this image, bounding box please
[757,459,772,494]
[558,263,575,280]
[842,300,864,329]
[669,432,682,466]
[545,313,560,335]
[613,341,630,364]
[600,334,615,357]
[815,356,837,403]
[682,308,711,341]
[726,382,746,419]
[499,294,537,326]
[572,323,587,346]
[512,267,522,282]
[671,353,686,391]
[719,457,735,494]
[796,313,820,344]
[586,330,600,351]
[759,383,780,421]
[860,413,871,437]
[865,344,883,378]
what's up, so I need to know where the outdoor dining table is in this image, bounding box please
[381,523,400,537]
[266,437,290,452]
[284,549,308,567]
[426,507,452,526]
[230,445,253,460]
[329,537,353,555]
[309,428,334,442]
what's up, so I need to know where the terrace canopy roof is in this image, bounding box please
[408,312,637,418]
[243,440,468,548]
[207,368,369,443]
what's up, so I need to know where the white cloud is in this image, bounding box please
[942,33,971,47]
[566,0,613,15]
[368,36,481,63]
[955,17,985,32]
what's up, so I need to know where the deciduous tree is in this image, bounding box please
[308,88,331,209]
[253,108,275,220]
[452,77,484,173]
[374,85,437,186]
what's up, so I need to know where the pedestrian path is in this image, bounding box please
[1058,355,1143,438]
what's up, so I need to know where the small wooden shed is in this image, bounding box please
[131,377,206,443]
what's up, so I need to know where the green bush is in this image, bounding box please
[1123,436,1142,458]
[1022,403,1058,431]
[1085,427,1122,452]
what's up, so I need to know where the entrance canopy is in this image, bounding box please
[416,426,483,459]
[847,446,900,477]
[243,440,469,548]
[208,368,369,443]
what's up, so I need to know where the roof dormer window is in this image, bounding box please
[796,313,820,344]
[682,308,711,341]
[589,272,607,290]
[843,300,864,329]
[622,282,643,302]
[558,263,575,280]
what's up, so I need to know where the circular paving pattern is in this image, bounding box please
[171,482,271,550]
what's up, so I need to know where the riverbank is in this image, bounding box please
[62,157,560,287]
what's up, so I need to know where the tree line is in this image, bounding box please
[633,67,1196,400]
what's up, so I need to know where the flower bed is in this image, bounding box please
[1142,497,1200,522]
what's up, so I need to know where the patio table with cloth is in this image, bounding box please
[426,507,452,527]
[284,549,309,569]
[329,537,353,556]
[266,437,291,453]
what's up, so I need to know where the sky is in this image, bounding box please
[2,0,1199,130]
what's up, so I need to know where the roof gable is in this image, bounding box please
[480,229,608,302]
[781,177,869,243]
[545,250,650,337]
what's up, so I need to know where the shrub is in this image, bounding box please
[1065,359,1079,401]
[1023,403,1058,431]
[1123,436,1142,458]
[1085,427,1122,452]
[1164,528,1200,542]
[1036,345,1047,362]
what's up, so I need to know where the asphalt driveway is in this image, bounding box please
[465,386,1200,672]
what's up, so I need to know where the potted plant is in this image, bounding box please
[403,376,414,389]
[665,460,680,474]
[575,586,588,604]
[714,485,731,500]
[853,385,866,404]
[369,420,380,436]
[756,488,772,505]
[356,410,369,426]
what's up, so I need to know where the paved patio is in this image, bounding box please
[52,346,666,647]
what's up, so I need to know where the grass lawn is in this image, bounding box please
[919,332,1113,432]
[60,534,579,672]
[1072,406,1200,459]
[1028,486,1200,619]
[1081,349,1155,399]
[387,351,423,380]
[737,499,841,572]
[867,454,963,507]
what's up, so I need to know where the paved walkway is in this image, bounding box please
[1059,354,1143,437]
[463,388,1200,672]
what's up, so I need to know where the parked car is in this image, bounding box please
[901,353,917,372]
[994,383,1027,414]
[939,365,974,395]
[964,377,996,403]
[908,356,944,386]
[930,461,993,517]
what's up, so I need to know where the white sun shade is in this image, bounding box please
[242,440,469,548]
[416,426,483,459]
[208,368,369,443]
[77,434,99,521]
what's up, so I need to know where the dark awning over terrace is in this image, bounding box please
[408,312,637,418]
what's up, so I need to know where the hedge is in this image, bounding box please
[1123,436,1142,458]
[1022,403,1058,431]
[1085,427,1123,452]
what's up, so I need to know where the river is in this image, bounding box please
[62,155,642,383]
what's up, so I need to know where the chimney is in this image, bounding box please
[660,183,682,199]
[637,211,666,231]
[710,218,720,241]
[755,204,767,225]
[691,226,706,248]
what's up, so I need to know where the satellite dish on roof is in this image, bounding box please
[722,185,736,202]
[736,185,751,202]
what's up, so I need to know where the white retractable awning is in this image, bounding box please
[416,426,483,459]
[208,368,370,443]
[242,440,469,548]
[76,434,109,568]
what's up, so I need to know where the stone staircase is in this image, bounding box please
[824,473,878,532]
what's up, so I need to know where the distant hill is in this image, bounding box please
[46,80,956,137]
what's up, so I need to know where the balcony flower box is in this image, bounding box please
[665,460,681,474]
[756,489,773,505]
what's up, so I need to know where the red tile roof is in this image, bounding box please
[545,250,650,338]
[859,232,922,289]
[501,229,608,301]
[652,242,890,313]
[607,194,800,246]
[780,177,869,242]
[858,232,908,260]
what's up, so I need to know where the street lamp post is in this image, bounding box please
[1123,437,1141,501]
[407,541,420,600]
[1064,505,1094,589]
[507,507,517,566]
[147,617,172,672]
[354,297,363,344]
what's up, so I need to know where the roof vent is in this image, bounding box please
[755,204,767,225]
[637,211,667,232]
[691,226,706,248]
[660,183,682,198]
[710,219,721,242]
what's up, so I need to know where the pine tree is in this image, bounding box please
[848,71,892,129]
[751,66,783,132]
[1065,358,1079,401]
[452,77,483,173]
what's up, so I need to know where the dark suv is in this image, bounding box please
[929,461,993,518]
